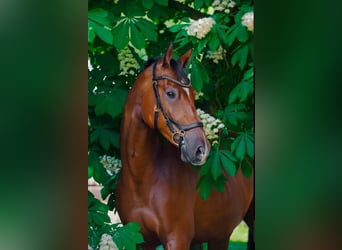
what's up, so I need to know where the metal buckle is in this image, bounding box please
[171,130,185,146]
[154,106,160,112]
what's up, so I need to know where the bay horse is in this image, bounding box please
[116,43,253,250]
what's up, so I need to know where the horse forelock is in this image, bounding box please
[170,59,190,86]
[144,58,158,69]
[144,57,189,86]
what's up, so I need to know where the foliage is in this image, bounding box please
[89,191,144,250]
[88,0,254,249]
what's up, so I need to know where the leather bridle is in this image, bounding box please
[152,62,203,146]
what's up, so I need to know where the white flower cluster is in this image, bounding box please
[206,46,225,64]
[197,109,225,145]
[118,47,140,76]
[241,11,254,32]
[195,91,204,100]
[212,0,236,14]
[99,155,122,175]
[99,234,118,250]
[185,17,216,39]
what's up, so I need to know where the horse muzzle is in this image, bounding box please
[180,131,209,166]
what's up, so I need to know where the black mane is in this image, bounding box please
[143,58,190,85]
[144,58,159,69]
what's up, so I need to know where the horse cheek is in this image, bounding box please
[141,95,155,129]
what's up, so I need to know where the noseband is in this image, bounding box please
[152,62,203,146]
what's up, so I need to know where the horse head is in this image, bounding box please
[141,43,210,166]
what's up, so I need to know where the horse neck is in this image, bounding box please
[120,78,159,179]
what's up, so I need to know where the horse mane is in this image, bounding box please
[144,58,158,69]
[144,57,190,85]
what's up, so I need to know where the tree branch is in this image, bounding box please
[168,0,209,19]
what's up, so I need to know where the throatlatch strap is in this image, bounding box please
[153,81,160,130]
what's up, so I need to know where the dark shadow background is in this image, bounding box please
[0,0,341,249]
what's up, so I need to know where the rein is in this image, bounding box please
[152,62,203,146]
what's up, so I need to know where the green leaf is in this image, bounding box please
[199,153,213,176]
[88,194,111,226]
[240,82,251,102]
[212,175,226,192]
[100,187,110,200]
[113,222,144,250]
[204,0,212,6]
[196,174,212,200]
[237,24,249,43]
[197,62,209,83]
[89,129,99,144]
[89,20,113,45]
[238,44,249,70]
[155,0,168,6]
[136,19,158,42]
[91,213,105,225]
[93,160,111,184]
[210,146,221,180]
[113,21,129,50]
[124,3,146,17]
[244,133,254,158]
[231,47,240,67]
[231,135,241,153]
[88,23,96,43]
[130,23,145,49]
[174,29,187,43]
[232,44,249,69]
[90,127,120,150]
[217,27,228,44]
[169,24,186,33]
[100,134,110,150]
[241,159,253,178]
[221,149,238,161]
[228,83,240,104]
[227,24,238,46]
[228,81,252,103]
[88,166,94,178]
[94,89,128,118]
[191,60,203,92]
[88,8,109,23]
[125,222,142,232]
[194,0,204,9]
[220,150,237,176]
[224,103,248,125]
[88,9,113,45]
[197,39,207,53]
[243,66,254,81]
[109,131,120,148]
[208,32,220,52]
[141,0,154,9]
[235,135,246,160]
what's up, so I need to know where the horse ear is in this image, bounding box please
[178,48,192,68]
[162,42,173,66]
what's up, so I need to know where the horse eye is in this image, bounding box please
[166,90,176,99]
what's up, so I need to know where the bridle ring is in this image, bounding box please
[172,130,185,146]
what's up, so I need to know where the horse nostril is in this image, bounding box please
[196,145,205,158]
